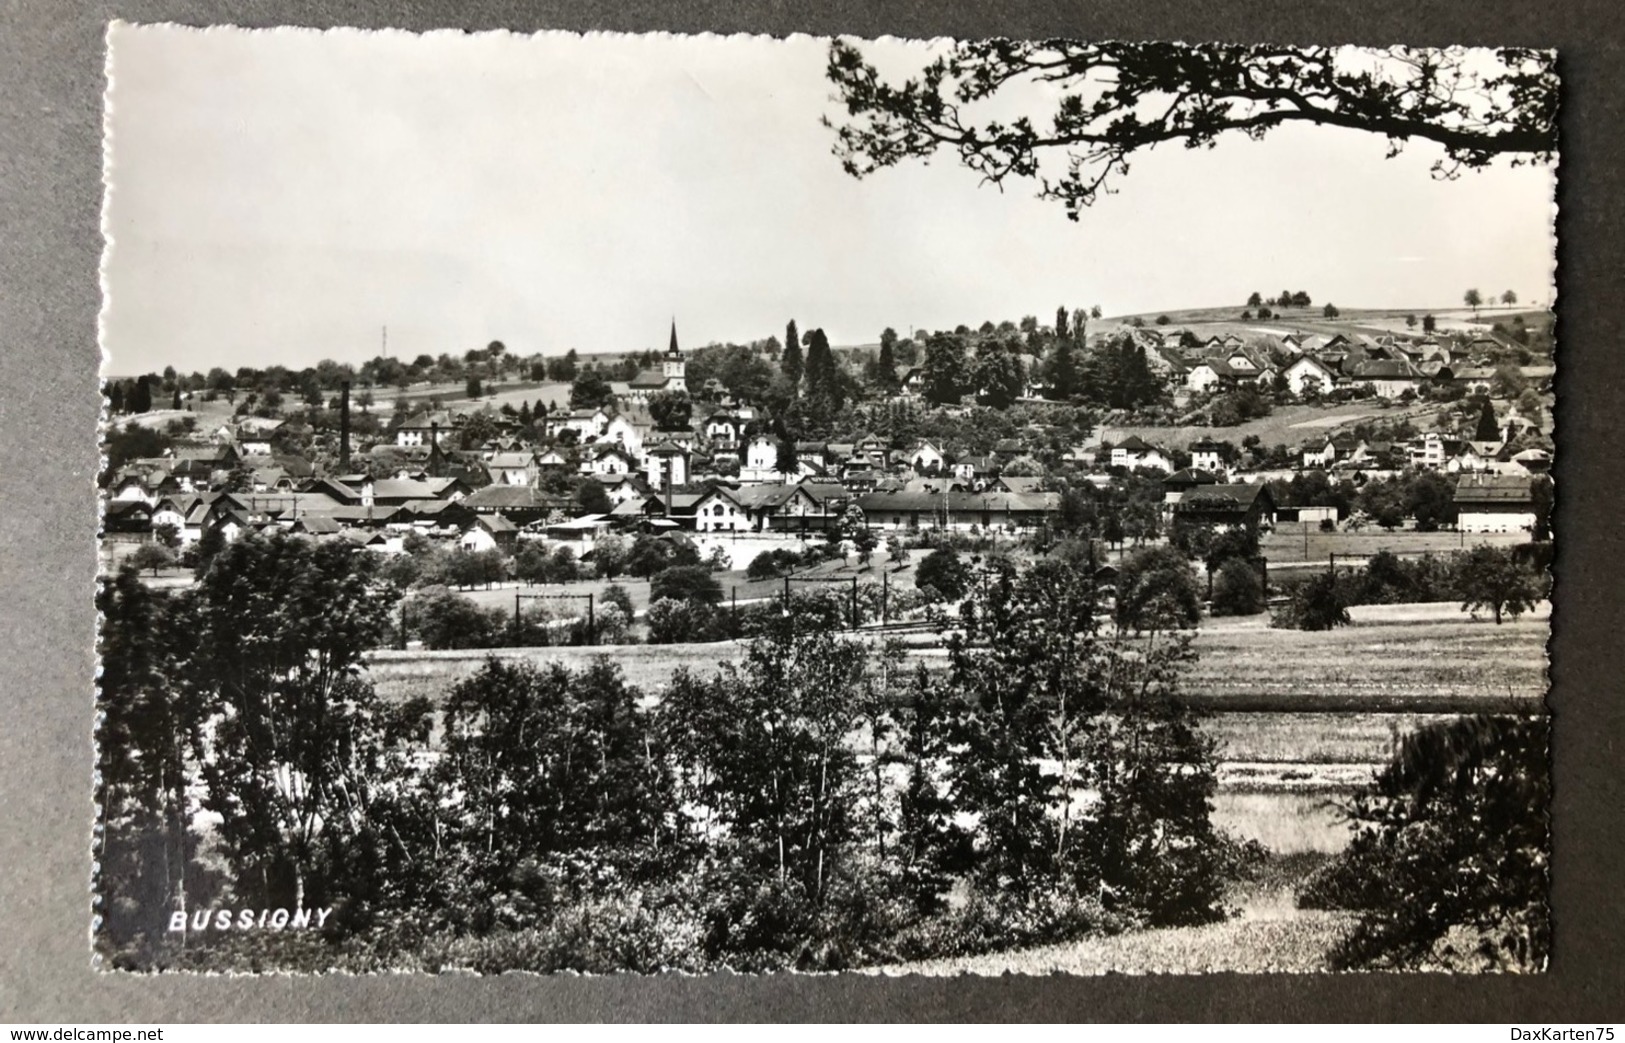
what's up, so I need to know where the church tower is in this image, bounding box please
[662,318,687,391]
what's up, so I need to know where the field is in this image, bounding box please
[368,599,1549,714]
[383,379,573,414]
[1099,400,1435,452]
[1261,523,1529,565]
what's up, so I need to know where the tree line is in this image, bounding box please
[98,529,1248,973]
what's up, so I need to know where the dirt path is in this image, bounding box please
[867,866,1354,976]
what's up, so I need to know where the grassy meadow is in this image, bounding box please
[1261,523,1530,565]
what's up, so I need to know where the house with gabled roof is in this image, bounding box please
[1189,438,1228,473]
[1283,354,1339,396]
[739,434,782,484]
[1173,483,1276,532]
[1343,358,1423,398]
[1109,436,1174,473]
[1161,468,1220,505]
[909,440,946,474]
[460,513,520,553]
[1454,474,1535,533]
[486,451,537,487]
[582,443,637,477]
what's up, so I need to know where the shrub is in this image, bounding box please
[915,548,970,602]
[1209,559,1265,616]
[1115,546,1202,631]
[746,548,801,581]
[600,583,634,620]
[650,565,724,606]
[645,597,724,644]
[1299,715,1549,971]
[1271,570,1351,631]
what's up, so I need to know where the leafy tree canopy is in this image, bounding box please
[826,41,1556,218]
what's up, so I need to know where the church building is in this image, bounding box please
[626,320,688,404]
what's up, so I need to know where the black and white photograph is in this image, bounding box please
[95,25,1556,976]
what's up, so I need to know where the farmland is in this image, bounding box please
[1260,522,1529,565]
[384,379,572,413]
[369,599,1549,711]
[1099,401,1434,452]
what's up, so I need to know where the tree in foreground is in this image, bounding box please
[826,42,1556,218]
[1300,714,1549,970]
[942,556,1231,926]
[1456,544,1540,624]
[180,531,402,911]
[1114,546,1202,632]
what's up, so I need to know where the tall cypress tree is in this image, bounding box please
[876,327,899,391]
[1046,338,1077,400]
[1474,398,1500,442]
[782,319,804,390]
[1055,305,1069,341]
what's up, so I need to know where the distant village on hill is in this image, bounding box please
[101,299,1554,571]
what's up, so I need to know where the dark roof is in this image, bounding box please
[856,490,1059,514]
[1344,359,1421,380]
[1454,474,1534,505]
[463,485,567,510]
[1175,483,1273,514]
[1163,468,1219,488]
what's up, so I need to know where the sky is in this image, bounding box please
[102,26,1558,377]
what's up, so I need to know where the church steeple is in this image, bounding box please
[662,317,687,388]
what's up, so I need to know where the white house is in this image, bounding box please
[583,445,636,476]
[1283,355,1340,396]
[1454,474,1536,534]
[644,440,690,489]
[1189,438,1226,473]
[486,451,537,487]
[909,440,946,473]
[1109,436,1174,473]
[739,434,783,484]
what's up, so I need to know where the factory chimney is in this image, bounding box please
[339,381,352,472]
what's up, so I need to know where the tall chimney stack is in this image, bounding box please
[339,381,352,472]
[663,463,674,518]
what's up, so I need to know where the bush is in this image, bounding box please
[1115,546,1202,631]
[746,548,802,580]
[646,597,725,644]
[412,590,508,649]
[650,565,724,606]
[1271,570,1351,631]
[600,583,634,620]
[915,548,970,602]
[1299,716,1549,971]
[1209,559,1264,616]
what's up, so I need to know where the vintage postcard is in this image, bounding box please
[96,25,1556,974]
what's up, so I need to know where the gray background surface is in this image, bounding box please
[2,0,1620,1022]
